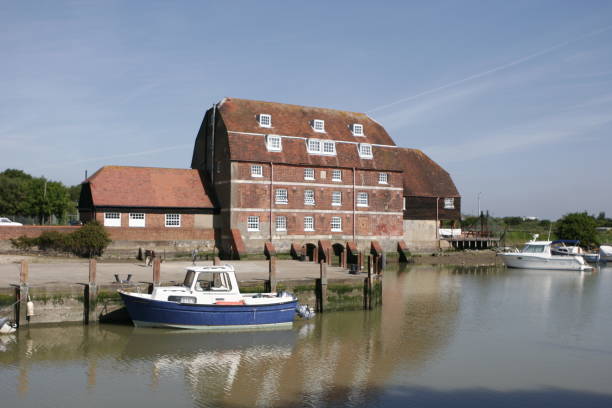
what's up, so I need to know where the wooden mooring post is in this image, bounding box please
[316,261,328,313]
[153,256,161,286]
[84,258,98,324]
[268,256,277,292]
[14,260,30,327]
[364,258,373,310]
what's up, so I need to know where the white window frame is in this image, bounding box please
[332,169,342,182]
[304,190,315,206]
[358,143,373,159]
[403,197,407,211]
[275,188,288,204]
[352,123,364,136]
[276,216,287,232]
[104,212,121,227]
[312,119,325,133]
[258,114,271,128]
[378,173,388,184]
[304,168,315,180]
[247,216,260,232]
[128,213,145,228]
[332,191,342,206]
[331,216,342,232]
[304,216,314,231]
[444,198,455,209]
[307,139,321,154]
[266,135,282,152]
[165,214,181,228]
[322,140,336,155]
[251,164,263,178]
[357,192,369,207]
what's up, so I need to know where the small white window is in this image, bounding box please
[251,164,263,177]
[312,119,325,132]
[275,189,288,204]
[358,143,373,159]
[378,173,388,184]
[444,198,455,209]
[276,216,287,231]
[352,124,364,136]
[304,190,315,205]
[307,139,321,153]
[104,212,121,227]
[304,168,315,180]
[331,216,342,232]
[258,114,271,128]
[129,213,145,228]
[332,191,342,206]
[247,216,260,231]
[304,216,314,231]
[266,135,282,152]
[332,169,342,181]
[322,141,336,155]
[165,214,181,227]
[357,192,369,207]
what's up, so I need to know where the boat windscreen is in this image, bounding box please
[522,245,546,253]
[183,270,195,288]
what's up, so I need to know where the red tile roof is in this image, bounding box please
[398,149,460,197]
[85,166,214,208]
[218,97,396,146]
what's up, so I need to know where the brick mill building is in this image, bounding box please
[78,98,460,257]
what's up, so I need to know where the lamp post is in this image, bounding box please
[477,192,482,216]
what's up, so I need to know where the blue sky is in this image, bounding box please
[2,1,612,219]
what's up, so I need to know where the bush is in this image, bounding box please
[36,231,69,251]
[10,235,37,251]
[555,212,599,248]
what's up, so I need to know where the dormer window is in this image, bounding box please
[306,139,336,156]
[352,124,364,136]
[266,134,282,152]
[312,119,325,133]
[358,143,373,159]
[258,114,271,128]
[322,141,336,155]
[307,139,321,153]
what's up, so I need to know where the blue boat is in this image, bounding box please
[119,265,297,330]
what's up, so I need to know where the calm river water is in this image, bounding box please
[2,264,612,407]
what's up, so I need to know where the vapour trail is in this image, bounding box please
[366,24,612,114]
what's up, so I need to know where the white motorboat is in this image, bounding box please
[600,245,612,262]
[550,240,583,256]
[499,239,592,271]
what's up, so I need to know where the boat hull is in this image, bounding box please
[119,292,297,330]
[499,253,591,271]
[599,245,612,262]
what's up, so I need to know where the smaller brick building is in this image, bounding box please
[78,166,216,254]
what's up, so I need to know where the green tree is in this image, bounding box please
[554,212,599,247]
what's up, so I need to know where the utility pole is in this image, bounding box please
[477,192,482,216]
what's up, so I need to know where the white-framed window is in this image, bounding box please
[331,216,342,232]
[128,213,145,228]
[275,189,288,204]
[276,216,287,232]
[266,135,282,152]
[332,191,342,206]
[322,140,336,155]
[165,214,181,227]
[378,173,388,184]
[247,216,260,231]
[307,139,321,153]
[104,212,121,227]
[304,216,314,231]
[352,123,364,136]
[444,198,455,209]
[251,164,263,177]
[332,169,342,181]
[258,114,271,128]
[312,119,325,132]
[358,143,373,159]
[304,168,315,180]
[304,190,315,205]
[357,192,369,207]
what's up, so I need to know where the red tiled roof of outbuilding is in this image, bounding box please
[85,166,214,208]
[398,148,460,197]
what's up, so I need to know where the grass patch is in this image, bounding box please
[0,294,15,307]
[328,284,360,295]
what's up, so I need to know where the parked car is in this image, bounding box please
[69,219,83,226]
[0,217,23,226]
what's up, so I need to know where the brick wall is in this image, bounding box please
[0,225,80,240]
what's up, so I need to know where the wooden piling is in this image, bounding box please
[316,261,328,313]
[152,257,161,286]
[85,259,98,324]
[16,261,29,327]
[268,256,277,292]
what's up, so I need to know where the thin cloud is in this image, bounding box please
[367,24,612,114]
